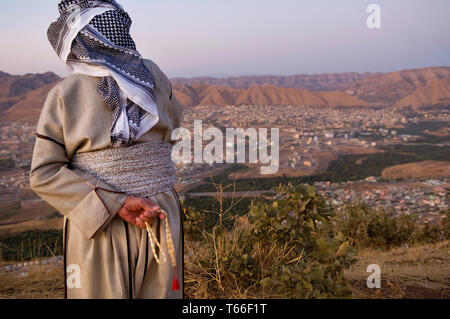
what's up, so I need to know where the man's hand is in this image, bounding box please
[118,197,165,229]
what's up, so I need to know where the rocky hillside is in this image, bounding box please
[0,71,60,99]
[0,72,61,122]
[346,67,450,105]
[393,78,450,110]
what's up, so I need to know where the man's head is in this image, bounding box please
[50,0,136,52]
[57,0,121,14]
[47,0,158,148]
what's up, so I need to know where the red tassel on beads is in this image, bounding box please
[171,266,180,291]
[172,275,180,291]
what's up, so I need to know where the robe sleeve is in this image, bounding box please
[30,86,128,240]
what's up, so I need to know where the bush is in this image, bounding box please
[250,185,357,298]
[185,184,357,299]
[330,204,449,249]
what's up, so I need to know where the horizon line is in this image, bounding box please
[1,64,449,80]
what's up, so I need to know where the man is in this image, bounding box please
[30,0,183,299]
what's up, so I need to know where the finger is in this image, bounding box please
[140,211,157,223]
[135,217,146,229]
[139,198,161,213]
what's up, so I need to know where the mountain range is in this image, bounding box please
[172,84,369,108]
[171,72,379,91]
[0,66,449,123]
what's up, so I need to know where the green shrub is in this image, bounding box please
[330,203,449,249]
[185,184,357,299]
[250,185,357,298]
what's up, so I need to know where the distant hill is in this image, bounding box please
[0,71,61,122]
[171,67,450,108]
[393,78,450,110]
[0,66,449,123]
[171,72,379,91]
[0,71,60,99]
[346,67,450,105]
[1,83,59,123]
[172,84,369,108]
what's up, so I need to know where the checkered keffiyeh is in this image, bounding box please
[48,0,159,147]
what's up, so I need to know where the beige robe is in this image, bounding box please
[29,59,184,299]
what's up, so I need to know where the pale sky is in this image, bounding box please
[0,0,449,78]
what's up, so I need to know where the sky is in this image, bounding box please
[0,0,449,78]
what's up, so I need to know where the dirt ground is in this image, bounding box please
[0,264,64,299]
[345,241,450,299]
[1,241,448,299]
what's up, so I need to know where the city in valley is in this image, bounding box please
[0,105,448,228]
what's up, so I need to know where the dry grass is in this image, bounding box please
[0,241,448,299]
[184,217,268,299]
[345,240,450,299]
[0,265,64,299]
[185,238,450,299]
[381,161,450,180]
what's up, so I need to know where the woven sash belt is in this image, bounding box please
[70,141,176,198]
[70,141,181,291]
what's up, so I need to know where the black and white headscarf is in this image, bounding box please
[48,0,159,147]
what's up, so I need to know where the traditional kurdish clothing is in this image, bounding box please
[30,0,184,299]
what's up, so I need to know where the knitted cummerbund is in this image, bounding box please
[70,141,176,198]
